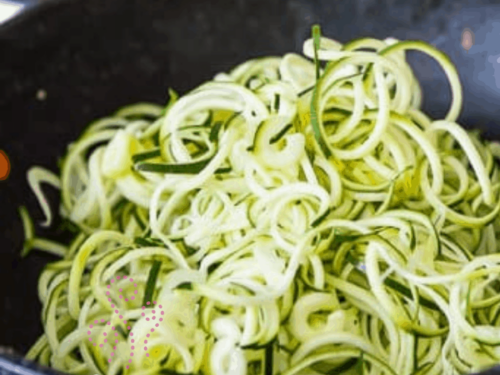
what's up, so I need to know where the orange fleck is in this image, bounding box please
[0,150,11,180]
[461,28,474,52]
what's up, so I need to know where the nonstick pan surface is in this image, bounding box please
[2,0,500,374]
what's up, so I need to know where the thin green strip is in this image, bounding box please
[143,260,162,306]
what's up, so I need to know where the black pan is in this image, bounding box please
[1,0,500,374]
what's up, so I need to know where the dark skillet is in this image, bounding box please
[1,0,500,374]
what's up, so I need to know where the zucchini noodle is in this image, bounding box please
[21,25,500,375]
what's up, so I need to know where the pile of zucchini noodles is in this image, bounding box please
[20,25,500,375]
